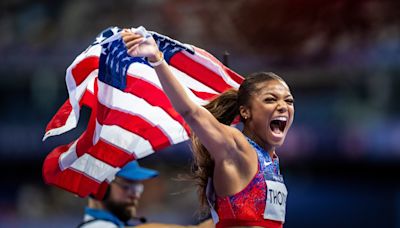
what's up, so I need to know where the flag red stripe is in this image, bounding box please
[55,169,102,198]
[76,79,98,157]
[189,89,218,101]
[124,75,190,135]
[45,100,73,133]
[71,56,99,86]
[42,142,107,198]
[97,101,172,150]
[194,47,244,85]
[45,88,95,134]
[80,89,96,108]
[89,139,135,168]
[169,52,232,93]
[43,143,73,185]
[94,181,109,200]
[224,66,244,85]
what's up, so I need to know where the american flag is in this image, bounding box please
[42,27,243,199]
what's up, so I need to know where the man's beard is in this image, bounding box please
[103,199,137,223]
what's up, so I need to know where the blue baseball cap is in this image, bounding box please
[116,161,158,181]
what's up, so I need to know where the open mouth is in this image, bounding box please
[270,117,287,134]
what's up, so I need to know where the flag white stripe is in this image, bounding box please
[59,140,78,171]
[97,80,189,144]
[169,66,219,95]
[42,109,78,141]
[68,45,101,68]
[127,63,210,105]
[67,70,97,107]
[95,121,156,159]
[60,69,97,138]
[183,50,240,88]
[70,153,119,182]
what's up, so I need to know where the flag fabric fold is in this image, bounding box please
[42,26,243,199]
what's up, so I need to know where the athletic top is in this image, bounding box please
[208,137,288,228]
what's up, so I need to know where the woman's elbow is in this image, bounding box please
[179,107,201,125]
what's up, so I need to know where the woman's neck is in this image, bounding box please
[242,127,276,158]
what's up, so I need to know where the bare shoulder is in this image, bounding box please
[213,126,258,195]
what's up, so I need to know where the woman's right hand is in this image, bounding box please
[121,29,162,62]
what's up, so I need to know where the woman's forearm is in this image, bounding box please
[152,60,199,119]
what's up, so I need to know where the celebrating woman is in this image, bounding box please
[122,29,294,228]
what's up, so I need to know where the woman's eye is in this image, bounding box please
[264,97,276,103]
[286,99,294,105]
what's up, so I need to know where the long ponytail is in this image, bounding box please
[190,89,239,211]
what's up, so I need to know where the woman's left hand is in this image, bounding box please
[121,29,161,62]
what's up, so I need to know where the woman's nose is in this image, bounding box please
[277,101,287,113]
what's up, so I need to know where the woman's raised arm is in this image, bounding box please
[121,30,241,161]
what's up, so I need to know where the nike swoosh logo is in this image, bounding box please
[264,161,272,166]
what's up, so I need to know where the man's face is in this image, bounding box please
[103,177,144,222]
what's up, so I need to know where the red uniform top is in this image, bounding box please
[210,138,286,228]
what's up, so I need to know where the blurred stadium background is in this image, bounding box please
[0,0,399,227]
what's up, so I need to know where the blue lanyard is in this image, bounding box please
[84,207,125,228]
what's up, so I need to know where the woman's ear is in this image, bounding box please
[239,105,250,120]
